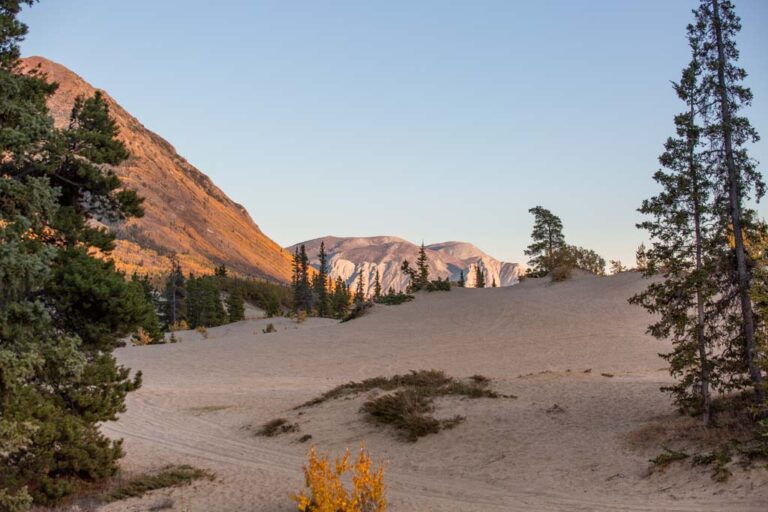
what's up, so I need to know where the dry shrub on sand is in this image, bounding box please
[292,445,385,512]
[256,418,299,437]
[107,465,213,502]
[296,370,510,441]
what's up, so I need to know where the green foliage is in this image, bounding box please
[330,276,351,319]
[314,242,331,317]
[474,263,486,288]
[373,268,382,300]
[291,245,313,312]
[354,272,366,303]
[162,257,187,327]
[0,4,148,503]
[341,300,373,323]
[186,275,226,329]
[524,206,566,276]
[457,270,465,287]
[567,245,606,275]
[649,447,689,471]
[262,323,276,333]
[375,292,414,306]
[426,277,451,292]
[226,286,245,323]
[256,418,299,437]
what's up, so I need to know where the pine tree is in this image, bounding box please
[1,4,149,504]
[524,206,566,276]
[609,260,627,274]
[416,242,430,290]
[331,276,351,318]
[400,259,417,292]
[227,286,246,322]
[635,243,649,272]
[373,268,382,300]
[458,270,466,287]
[630,33,720,424]
[492,277,497,288]
[163,257,187,328]
[568,246,606,275]
[315,242,330,317]
[354,272,366,303]
[695,0,765,403]
[475,264,486,288]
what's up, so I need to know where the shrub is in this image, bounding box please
[107,465,213,502]
[341,301,373,323]
[375,293,414,306]
[169,320,189,332]
[550,264,573,282]
[263,323,277,333]
[195,326,209,339]
[292,445,385,512]
[426,278,451,292]
[649,447,689,471]
[296,310,307,324]
[257,418,299,437]
[132,328,154,346]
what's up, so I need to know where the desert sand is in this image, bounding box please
[100,272,768,511]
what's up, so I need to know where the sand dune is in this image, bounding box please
[101,272,768,511]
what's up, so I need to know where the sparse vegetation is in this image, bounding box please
[341,300,373,323]
[263,323,277,333]
[294,370,507,441]
[257,418,299,437]
[292,445,386,512]
[375,292,414,306]
[106,465,213,502]
[195,325,209,338]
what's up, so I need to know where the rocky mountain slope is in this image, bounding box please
[288,236,520,295]
[20,56,294,282]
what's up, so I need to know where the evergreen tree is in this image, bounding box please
[373,268,382,300]
[186,275,226,329]
[695,0,765,403]
[331,276,351,318]
[226,286,246,323]
[400,259,417,292]
[609,260,627,274]
[630,34,721,424]
[354,272,366,303]
[568,245,606,275]
[214,263,228,277]
[315,242,330,317]
[163,257,187,327]
[416,242,430,290]
[492,277,497,288]
[475,264,486,288]
[524,206,566,276]
[0,4,148,504]
[130,273,163,343]
[458,270,466,287]
[635,243,649,272]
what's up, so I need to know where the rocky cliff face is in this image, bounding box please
[288,236,520,295]
[21,56,294,282]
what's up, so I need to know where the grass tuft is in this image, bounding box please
[107,465,213,502]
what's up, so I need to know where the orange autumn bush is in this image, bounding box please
[292,445,386,512]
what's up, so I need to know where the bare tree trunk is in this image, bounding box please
[711,0,765,402]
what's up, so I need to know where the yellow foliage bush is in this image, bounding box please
[292,445,386,512]
[132,328,153,346]
[169,320,189,332]
[195,325,209,339]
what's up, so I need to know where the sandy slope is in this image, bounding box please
[100,272,768,511]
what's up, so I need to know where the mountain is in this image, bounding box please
[288,236,521,295]
[19,56,294,282]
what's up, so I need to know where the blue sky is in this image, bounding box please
[19,0,768,266]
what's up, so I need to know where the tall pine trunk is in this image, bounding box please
[711,0,765,402]
[690,95,713,426]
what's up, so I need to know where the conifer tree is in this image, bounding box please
[524,206,566,276]
[400,259,417,292]
[458,270,466,287]
[354,272,366,303]
[635,243,649,272]
[609,260,627,274]
[331,276,351,318]
[568,246,606,275]
[475,264,486,288]
[492,277,497,288]
[226,286,246,322]
[164,257,187,327]
[631,32,721,424]
[373,268,382,300]
[696,0,765,402]
[315,242,330,317]
[0,4,149,503]
[416,242,430,290]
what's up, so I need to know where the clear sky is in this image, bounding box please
[19,0,768,266]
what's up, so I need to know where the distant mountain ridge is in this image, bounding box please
[20,56,294,281]
[288,236,521,295]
